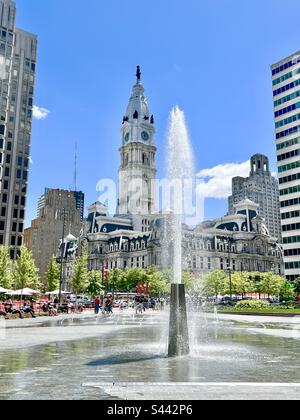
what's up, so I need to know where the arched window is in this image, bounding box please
[133,110,138,119]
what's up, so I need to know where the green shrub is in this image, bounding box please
[235,300,270,310]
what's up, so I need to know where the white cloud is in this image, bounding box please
[32,105,50,120]
[196,160,250,199]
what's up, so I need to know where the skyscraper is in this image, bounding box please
[24,189,84,284]
[228,154,281,241]
[272,52,300,281]
[0,0,37,259]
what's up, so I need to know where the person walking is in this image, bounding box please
[94,296,100,315]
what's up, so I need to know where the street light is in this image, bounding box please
[220,236,234,301]
[58,208,66,306]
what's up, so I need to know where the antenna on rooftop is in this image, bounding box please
[74,141,78,192]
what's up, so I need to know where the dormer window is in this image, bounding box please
[133,110,138,119]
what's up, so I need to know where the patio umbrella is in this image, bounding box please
[21,288,41,295]
[45,290,69,295]
[7,290,33,296]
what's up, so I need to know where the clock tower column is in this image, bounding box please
[117,67,157,227]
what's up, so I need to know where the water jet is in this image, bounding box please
[166,107,194,357]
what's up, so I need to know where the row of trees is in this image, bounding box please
[46,250,169,296]
[1,244,299,301]
[190,269,299,302]
[0,245,39,290]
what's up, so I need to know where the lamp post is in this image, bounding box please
[58,208,66,306]
[221,236,234,301]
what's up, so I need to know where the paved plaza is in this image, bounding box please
[0,311,300,400]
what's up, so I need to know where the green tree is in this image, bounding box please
[202,269,227,299]
[182,271,194,291]
[108,268,124,292]
[46,255,60,292]
[70,247,89,294]
[146,267,169,295]
[280,281,296,302]
[223,272,254,297]
[86,271,103,296]
[258,273,285,298]
[0,246,12,289]
[123,268,147,291]
[294,277,300,295]
[13,245,40,291]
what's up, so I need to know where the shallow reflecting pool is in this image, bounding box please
[0,312,299,400]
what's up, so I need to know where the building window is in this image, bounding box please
[10,250,15,260]
[2,194,7,203]
[1,208,5,217]
[10,236,15,246]
[193,256,197,269]
[0,221,4,231]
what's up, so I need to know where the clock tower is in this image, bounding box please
[117,66,157,228]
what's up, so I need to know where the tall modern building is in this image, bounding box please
[37,188,84,222]
[24,189,84,283]
[272,52,300,281]
[228,154,281,241]
[0,0,37,259]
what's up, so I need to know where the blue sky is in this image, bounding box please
[16,0,300,226]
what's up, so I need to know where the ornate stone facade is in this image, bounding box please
[81,68,284,280]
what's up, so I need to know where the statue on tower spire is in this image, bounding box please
[136,65,141,82]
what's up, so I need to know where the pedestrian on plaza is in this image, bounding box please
[22,301,36,318]
[95,296,100,315]
[5,303,23,319]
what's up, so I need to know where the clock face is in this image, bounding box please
[141,131,150,141]
[124,132,130,142]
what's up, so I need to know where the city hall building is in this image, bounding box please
[63,67,284,287]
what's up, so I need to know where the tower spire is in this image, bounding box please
[136,65,141,82]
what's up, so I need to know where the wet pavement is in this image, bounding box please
[0,311,299,400]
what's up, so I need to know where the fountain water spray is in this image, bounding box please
[166,106,194,357]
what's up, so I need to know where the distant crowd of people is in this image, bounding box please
[0,299,36,319]
[0,294,169,320]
